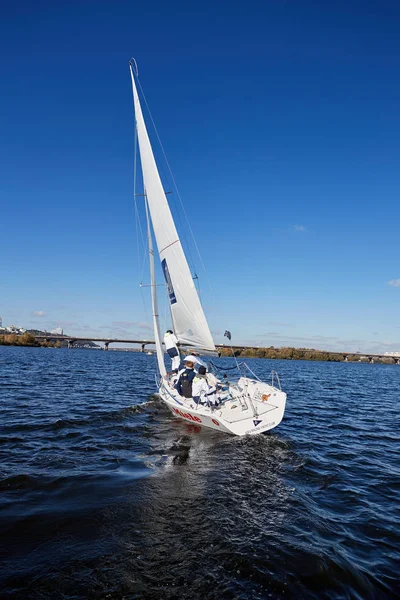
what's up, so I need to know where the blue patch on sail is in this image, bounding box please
[162,259,177,305]
[253,419,262,427]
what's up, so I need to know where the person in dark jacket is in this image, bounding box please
[176,360,196,398]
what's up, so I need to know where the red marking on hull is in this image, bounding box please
[173,408,202,423]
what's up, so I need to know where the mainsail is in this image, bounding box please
[130,62,215,352]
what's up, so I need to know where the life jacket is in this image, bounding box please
[176,368,195,398]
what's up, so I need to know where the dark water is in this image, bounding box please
[0,347,398,599]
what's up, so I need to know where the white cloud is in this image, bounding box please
[32,310,46,317]
[388,279,400,287]
[293,225,306,232]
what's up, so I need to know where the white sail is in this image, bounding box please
[130,63,215,352]
[145,198,167,378]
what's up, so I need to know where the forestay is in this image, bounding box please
[130,63,215,352]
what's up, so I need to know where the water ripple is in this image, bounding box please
[0,347,398,599]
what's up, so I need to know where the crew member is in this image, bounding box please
[163,329,180,373]
[192,366,218,407]
[176,360,196,398]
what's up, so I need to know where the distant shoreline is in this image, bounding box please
[0,334,96,350]
[1,335,398,364]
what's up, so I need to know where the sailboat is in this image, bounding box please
[129,60,286,436]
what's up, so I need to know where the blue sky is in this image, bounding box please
[1,0,400,353]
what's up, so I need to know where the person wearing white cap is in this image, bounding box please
[183,354,207,369]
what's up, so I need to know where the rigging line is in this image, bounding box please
[134,193,145,250]
[210,360,246,371]
[133,125,147,278]
[140,281,150,326]
[194,272,202,303]
[139,189,150,284]
[135,191,148,285]
[139,194,151,326]
[136,76,214,296]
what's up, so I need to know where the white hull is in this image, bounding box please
[158,376,286,436]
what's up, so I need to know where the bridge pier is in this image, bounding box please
[104,342,110,351]
[68,340,73,349]
[141,344,146,353]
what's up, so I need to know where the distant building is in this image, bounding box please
[0,321,27,335]
[384,351,400,357]
[50,327,64,335]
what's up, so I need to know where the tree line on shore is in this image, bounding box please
[218,346,397,364]
[0,334,62,348]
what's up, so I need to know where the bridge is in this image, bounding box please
[35,335,232,353]
[34,335,155,352]
[31,335,400,363]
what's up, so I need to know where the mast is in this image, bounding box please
[145,196,167,378]
[129,60,215,352]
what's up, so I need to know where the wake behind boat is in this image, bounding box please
[129,60,286,436]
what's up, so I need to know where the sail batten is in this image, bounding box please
[130,64,215,352]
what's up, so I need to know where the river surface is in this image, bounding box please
[0,346,398,599]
